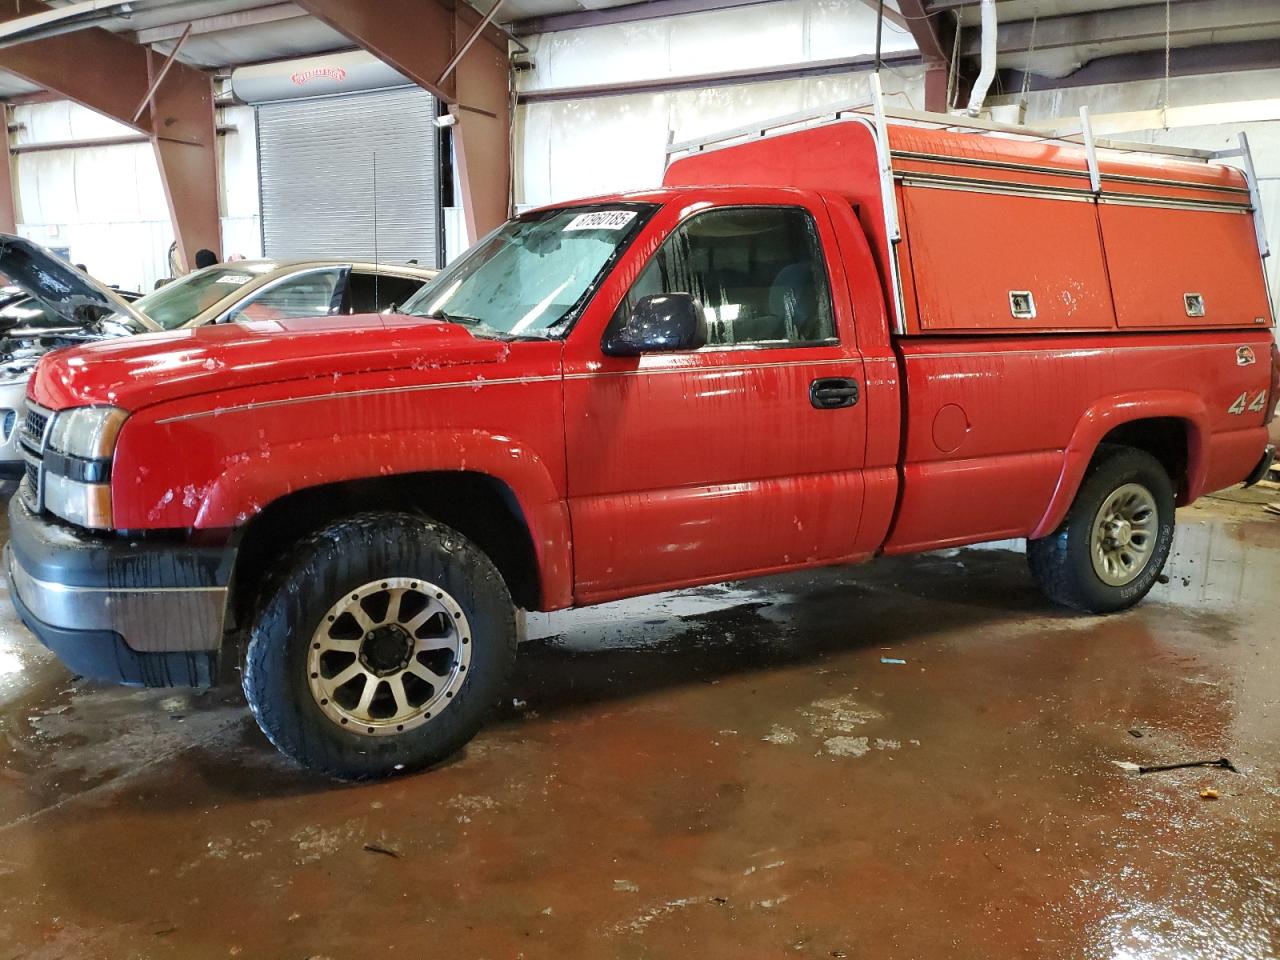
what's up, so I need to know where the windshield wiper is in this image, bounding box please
[424,310,521,340]
[427,309,484,326]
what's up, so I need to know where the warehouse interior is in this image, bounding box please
[0,0,1278,956]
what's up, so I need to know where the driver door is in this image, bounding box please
[563,195,869,603]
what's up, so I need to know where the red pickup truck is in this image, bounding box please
[7,114,1277,778]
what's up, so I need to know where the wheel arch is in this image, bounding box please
[226,470,560,641]
[1031,391,1209,540]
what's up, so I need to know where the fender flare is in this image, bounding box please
[1030,391,1209,540]
[195,427,573,609]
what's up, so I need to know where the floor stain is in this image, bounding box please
[0,501,1276,958]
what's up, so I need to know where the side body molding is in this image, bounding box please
[1031,390,1209,539]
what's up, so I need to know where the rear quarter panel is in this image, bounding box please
[883,331,1273,554]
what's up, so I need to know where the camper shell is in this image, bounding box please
[665,112,1273,336]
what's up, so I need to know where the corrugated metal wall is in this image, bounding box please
[256,86,440,266]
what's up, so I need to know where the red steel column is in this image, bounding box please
[451,4,511,244]
[0,1,221,268]
[0,107,16,233]
[897,0,956,113]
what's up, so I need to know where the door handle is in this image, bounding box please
[810,377,859,409]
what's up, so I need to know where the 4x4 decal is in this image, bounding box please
[1228,390,1268,415]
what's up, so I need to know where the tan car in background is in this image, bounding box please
[0,236,436,484]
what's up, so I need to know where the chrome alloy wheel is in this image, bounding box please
[1090,482,1158,587]
[307,578,471,736]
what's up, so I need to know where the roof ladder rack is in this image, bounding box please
[666,95,1219,167]
[1213,132,1270,259]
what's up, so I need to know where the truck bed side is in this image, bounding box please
[882,331,1274,554]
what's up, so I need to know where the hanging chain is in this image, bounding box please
[1161,0,1172,118]
[945,10,961,112]
[1018,11,1039,112]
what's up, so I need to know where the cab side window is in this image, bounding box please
[346,272,429,314]
[612,206,835,347]
[229,268,345,323]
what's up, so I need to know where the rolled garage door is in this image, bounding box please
[256,86,441,267]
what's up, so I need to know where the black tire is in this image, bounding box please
[242,511,517,780]
[1027,445,1175,614]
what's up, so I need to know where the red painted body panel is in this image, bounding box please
[25,120,1277,613]
[1099,204,1272,329]
[560,188,874,604]
[900,187,1116,332]
[885,333,1273,552]
[99,338,577,609]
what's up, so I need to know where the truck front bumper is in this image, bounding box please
[5,496,236,687]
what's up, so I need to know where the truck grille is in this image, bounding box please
[19,400,52,512]
[24,407,48,445]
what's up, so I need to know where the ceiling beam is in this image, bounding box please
[509,0,777,37]
[855,0,909,31]
[959,0,1280,57]
[0,0,220,267]
[519,50,924,104]
[896,0,954,111]
[133,3,306,47]
[997,36,1280,92]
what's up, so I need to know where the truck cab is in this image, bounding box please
[6,111,1277,779]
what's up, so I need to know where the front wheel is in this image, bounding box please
[1027,445,1175,614]
[242,512,518,779]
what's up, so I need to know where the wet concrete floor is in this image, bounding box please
[0,496,1276,959]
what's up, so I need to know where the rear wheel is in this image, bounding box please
[242,512,517,779]
[1027,446,1175,614]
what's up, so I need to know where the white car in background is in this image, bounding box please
[0,235,436,484]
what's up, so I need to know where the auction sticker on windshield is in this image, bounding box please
[563,210,637,231]
[215,274,252,285]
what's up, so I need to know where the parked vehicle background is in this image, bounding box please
[0,237,436,482]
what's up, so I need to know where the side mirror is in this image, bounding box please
[602,293,707,357]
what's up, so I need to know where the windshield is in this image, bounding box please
[400,204,655,337]
[135,264,276,330]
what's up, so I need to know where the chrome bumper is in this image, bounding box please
[4,495,236,686]
[6,543,229,654]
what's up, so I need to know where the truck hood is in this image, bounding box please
[0,234,153,332]
[29,313,511,411]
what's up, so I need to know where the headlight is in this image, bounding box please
[41,405,127,529]
[47,406,127,459]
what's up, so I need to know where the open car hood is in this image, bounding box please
[0,234,154,332]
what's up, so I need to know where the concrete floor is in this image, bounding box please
[0,495,1276,960]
